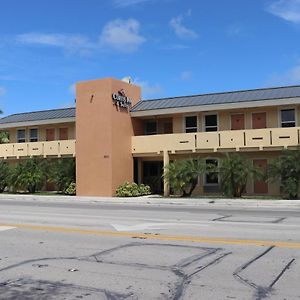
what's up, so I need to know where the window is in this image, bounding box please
[281,109,296,127]
[144,120,157,135]
[29,128,38,142]
[205,114,218,132]
[205,159,219,185]
[17,129,26,143]
[185,116,197,133]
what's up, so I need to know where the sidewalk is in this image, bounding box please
[0,193,300,209]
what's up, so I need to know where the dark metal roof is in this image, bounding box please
[131,85,300,112]
[0,107,75,124]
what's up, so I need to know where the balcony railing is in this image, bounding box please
[0,140,76,159]
[132,127,300,154]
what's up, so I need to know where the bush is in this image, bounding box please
[65,182,76,195]
[116,182,151,197]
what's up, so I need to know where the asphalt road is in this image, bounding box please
[0,197,300,300]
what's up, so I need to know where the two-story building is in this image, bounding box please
[1,77,300,197]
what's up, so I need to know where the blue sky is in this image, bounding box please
[0,0,300,116]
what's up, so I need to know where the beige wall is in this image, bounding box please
[76,78,141,197]
[138,151,281,196]
[5,122,75,143]
[136,105,300,135]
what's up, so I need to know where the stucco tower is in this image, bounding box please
[76,78,141,196]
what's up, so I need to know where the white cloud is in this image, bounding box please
[169,11,198,40]
[133,78,162,98]
[160,44,190,50]
[14,19,145,54]
[16,33,92,50]
[180,70,192,81]
[60,101,75,108]
[267,0,300,23]
[113,0,153,7]
[226,25,242,37]
[69,83,76,95]
[100,19,146,53]
[0,86,6,96]
[268,64,300,85]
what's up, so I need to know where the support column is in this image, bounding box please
[137,158,143,184]
[163,150,170,197]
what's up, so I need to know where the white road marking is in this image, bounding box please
[111,222,209,232]
[0,226,15,232]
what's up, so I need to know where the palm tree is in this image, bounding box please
[268,148,300,199]
[49,158,76,193]
[0,161,10,192]
[0,131,9,143]
[9,158,47,193]
[0,111,8,144]
[219,153,263,198]
[164,158,206,197]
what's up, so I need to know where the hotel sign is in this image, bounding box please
[112,89,132,109]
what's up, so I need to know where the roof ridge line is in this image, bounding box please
[0,107,76,119]
[141,85,300,102]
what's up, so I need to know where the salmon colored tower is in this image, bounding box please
[76,78,141,196]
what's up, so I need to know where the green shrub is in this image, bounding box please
[65,182,76,195]
[116,182,151,197]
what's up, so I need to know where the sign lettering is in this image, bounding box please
[112,89,132,109]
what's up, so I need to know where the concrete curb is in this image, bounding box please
[0,194,300,209]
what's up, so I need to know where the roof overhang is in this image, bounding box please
[130,97,300,117]
[0,117,76,130]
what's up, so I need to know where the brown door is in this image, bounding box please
[59,128,68,140]
[252,112,267,129]
[163,122,173,134]
[231,114,245,130]
[253,159,268,194]
[46,129,55,141]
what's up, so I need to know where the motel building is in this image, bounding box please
[0,77,300,197]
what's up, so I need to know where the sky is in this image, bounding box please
[0,0,300,116]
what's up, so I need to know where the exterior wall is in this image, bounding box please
[76,78,141,197]
[173,115,182,133]
[6,122,75,143]
[138,151,281,196]
[142,105,300,135]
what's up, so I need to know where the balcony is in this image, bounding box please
[0,140,76,159]
[132,127,300,155]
